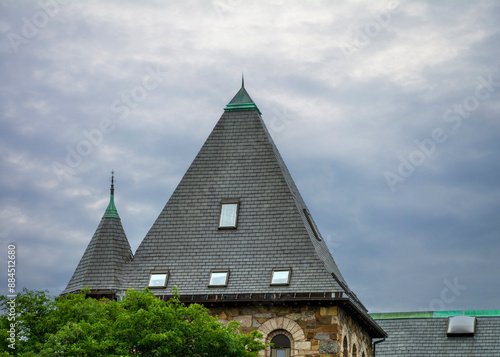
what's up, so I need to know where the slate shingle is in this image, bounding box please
[123,108,347,296]
[375,316,500,356]
[62,193,133,295]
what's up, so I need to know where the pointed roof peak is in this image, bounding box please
[224,77,261,114]
[62,170,132,295]
[110,170,115,195]
[103,171,120,219]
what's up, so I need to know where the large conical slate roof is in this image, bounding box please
[125,83,384,337]
[124,85,350,297]
[62,182,133,295]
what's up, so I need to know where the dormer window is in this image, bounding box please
[271,268,291,286]
[218,199,239,229]
[208,270,229,287]
[148,271,168,288]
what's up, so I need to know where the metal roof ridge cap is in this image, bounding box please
[370,311,434,320]
[224,83,262,114]
[434,309,500,317]
[370,310,500,319]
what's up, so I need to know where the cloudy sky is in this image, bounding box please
[1,0,499,313]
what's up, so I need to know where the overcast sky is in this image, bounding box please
[1,0,499,313]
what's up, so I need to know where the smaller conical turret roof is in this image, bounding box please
[62,173,133,296]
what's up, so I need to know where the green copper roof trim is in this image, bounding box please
[103,194,120,219]
[103,171,120,219]
[370,312,433,320]
[370,310,500,320]
[433,310,500,317]
[224,84,261,114]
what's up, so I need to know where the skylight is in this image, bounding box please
[148,272,168,288]
[208,270,229,287]
[447,316,476,335]
[271,269,291,285]
[219,199,239,229]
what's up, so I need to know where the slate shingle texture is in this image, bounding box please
[62,216,133,295]
[374,317,500,356]
[123,109,349,297]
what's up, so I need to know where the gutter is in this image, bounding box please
[373,337,386,357]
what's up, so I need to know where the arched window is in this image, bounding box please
[343,336,348,357]
[353,344,357,357]
[271,334,291,357]
[362,352,365,357]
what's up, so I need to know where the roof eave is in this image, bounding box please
[340,299,387,338]
[153,291,386,338]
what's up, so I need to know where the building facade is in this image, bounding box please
[63,82,385,356]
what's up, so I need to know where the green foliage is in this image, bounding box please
[0,288,55,354]
[0,288,265,357]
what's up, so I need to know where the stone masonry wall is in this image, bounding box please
[338,307,372,357]
[209,303,373,357]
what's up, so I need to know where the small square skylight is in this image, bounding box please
[219,200,239,229]
[209,270,229,287]
[148,272,168,288]
[447,316,476,335]
[271,269,291,285]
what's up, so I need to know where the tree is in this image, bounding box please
[0,289,55,355]
[0,288,265,356]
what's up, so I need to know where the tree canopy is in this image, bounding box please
[0,288,265,357]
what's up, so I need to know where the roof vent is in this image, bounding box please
[447,316,476,336]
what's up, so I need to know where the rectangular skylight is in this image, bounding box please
[271,269,291,285]
[148,272,168,288]
[447,316,476,335]
[219,199,239,229]
[209,270,229,287]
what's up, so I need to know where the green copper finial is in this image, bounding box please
[224,77,261,114]
[103,171,120,219]
[242,73,244,88]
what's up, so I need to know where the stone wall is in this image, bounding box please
[209,303,372,357]
[338,308,372,357]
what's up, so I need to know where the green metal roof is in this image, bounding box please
[224,78,261,114]
[370,310,500,320]
[103,173,120,219]
[103,193,120,219]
